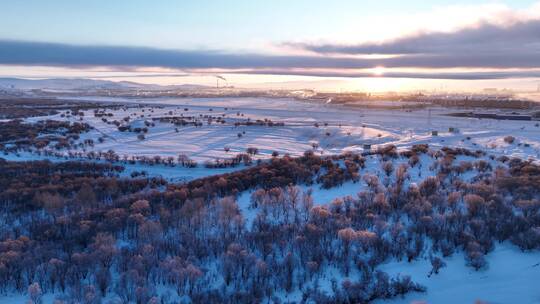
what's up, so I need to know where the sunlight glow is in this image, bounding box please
[372,66,386,76]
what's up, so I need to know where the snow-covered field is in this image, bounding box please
[3,96,540,303]
[23,97,540,162]
[376,242,540,304]
[0,151,243,182]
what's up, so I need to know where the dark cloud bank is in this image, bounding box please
[292,19,540,56]
[0,19,539,79]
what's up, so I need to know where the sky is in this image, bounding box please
[0,0,539,92]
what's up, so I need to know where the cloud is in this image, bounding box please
[286,19,540,69]
[0,40,375,69]
[1,28,540,80]
[229,69,540,80]
[1,2,540,81]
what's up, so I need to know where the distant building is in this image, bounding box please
[431,130,438,136]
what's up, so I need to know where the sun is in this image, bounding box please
[372,66,386,76]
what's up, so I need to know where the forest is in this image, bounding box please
[1,144,539,303]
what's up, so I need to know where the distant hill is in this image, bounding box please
[0,78,212,91]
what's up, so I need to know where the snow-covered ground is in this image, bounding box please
[0,151,243,182]
[19,97,540,162]
[3,96,540,303]
[376,243,540,304]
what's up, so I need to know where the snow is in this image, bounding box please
[376,243,540,304]
[0,151,243,182]
[237,190,257,227]
[308,181,361,204]
[3,96,540,302]
[230,146,535,304]
[235,149,504,228]
[18,97,540,162]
